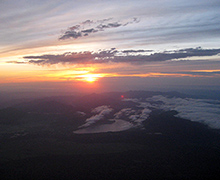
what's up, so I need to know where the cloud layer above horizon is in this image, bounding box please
[9,47,220,65]
[0,0,220,91]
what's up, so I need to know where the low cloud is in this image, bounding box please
[74,119,134,134]
[122,98,152,127]
[147,95,220,129]
[9,47,220,66]
[120,96,220,129]
[113,106,151,127]
[92,105,113,114]
[75,105,135,134]
[78,105,113,128]
[114,108,135,119]
[59,17,139,40]
[135,108,151,124]
[77,111,86,116]
[74,94,220,134]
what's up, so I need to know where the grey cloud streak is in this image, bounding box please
[59,18,139,40]
[9,47,220,65]
[163,71,220,76]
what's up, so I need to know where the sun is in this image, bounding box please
[85,75,96,83]
[76,73,103,83]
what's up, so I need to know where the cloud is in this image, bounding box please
[129,115,140,121]
[122,98,152,126]
[114,108,135,119]
[74,93,220,134]
[78,105,113,128]
[128,108,151,128]
[75,106,136,134]
[122,98,140,103]
[6,61,26,64]
[60,31,82,39]
[144,47,220,62]
[92,105,113,114]
[22,51,95,65]
[122,50,153,53]
[137,108,151,122]
[59,17,139,40]
[162,70,220,76]
[115,99,152,127]
[147,95,220,129]
[121,95,220,129]
[74,119,134,134]
[77,100,152,133]
[77,111,86,116]
[9,47,220,65]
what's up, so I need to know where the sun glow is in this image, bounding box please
[76,73,104,83]
[85,76,96,83]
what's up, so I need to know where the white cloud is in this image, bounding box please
[120,98,152,127]
[122,98,139,103]
[92,105,113,114]
[75,94,220,135]
[129,114,140,121]
[147,95,220,129]
[130,108,151,127]
[77,111,86,116]
[138,102,154,108]
[74,119,134,134]
[78,105,113,128]
[114,108,135,119]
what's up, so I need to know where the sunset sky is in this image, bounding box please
[1,0,220,93]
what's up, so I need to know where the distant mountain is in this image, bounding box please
[1,90,220,130]
[14,99,75,114]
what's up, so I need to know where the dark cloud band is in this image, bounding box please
[8,47,220,65]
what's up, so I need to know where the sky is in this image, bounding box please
[1,0,220,94]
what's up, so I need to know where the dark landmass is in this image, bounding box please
[0,91,220,179]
